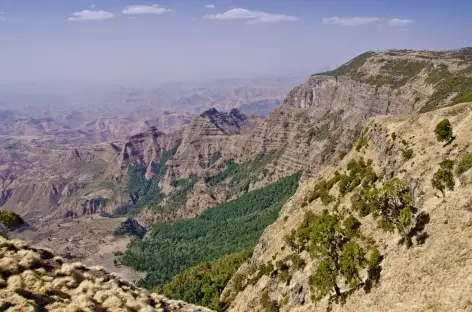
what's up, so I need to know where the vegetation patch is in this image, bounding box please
[260,291,280,312]
[434,119,453,142]
[166,175,198,210]
[204,150,279,193]
[162,249,251,312]
[121,172,301,288]
[0,211,25,231]
[356,137,369,152]
[313,51,374,78]
[365,60,427,88]
[285,211,379,302]
[431,159,455,197]
[421,69,472,112]
[456,153,472,176]
[402,147,414,160]
[114,218,146,238]
[307,124,330,143]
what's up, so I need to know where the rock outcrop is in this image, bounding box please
[0,236,214,312]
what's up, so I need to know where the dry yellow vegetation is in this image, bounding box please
[225,102,472,312]
[0,236,214,312]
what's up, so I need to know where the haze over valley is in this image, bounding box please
[1,1,472,312]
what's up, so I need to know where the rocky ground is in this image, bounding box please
[0,236,214,311]
[12,216,142,283]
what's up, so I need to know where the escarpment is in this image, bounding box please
[2,48,472,236]
[224,102,472,312]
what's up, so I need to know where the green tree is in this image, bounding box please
[339,241,366,288]
[371,179,416,245]
[455,153,472,176]
[434,119,453,142]
[0,211,24,231]
[162,250,250,311]
[288,211,368,301]
[431,159,455,197]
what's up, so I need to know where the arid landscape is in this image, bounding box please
[1,1,472,311]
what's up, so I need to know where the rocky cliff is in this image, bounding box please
[224,102,472,312]
[242,48,472,181]
[0,235,213,312]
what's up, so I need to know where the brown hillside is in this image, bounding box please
[224,102,472,312]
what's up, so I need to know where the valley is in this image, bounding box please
[1,48,472,312]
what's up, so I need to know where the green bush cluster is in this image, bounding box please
[339,158,377,195]
[121,172,301,288]
[455,153,472,176]
[166,175,198,210]
[309,177,338,205]
[431,159,455,196]
[122,141,182,216]
[0,211,24,231]
[205,151,279,194]
[402,147,414,160]
[355,137,369,152]
[434,119,453,142]
[307,124,330,143]
[260,291,280,312]
[245,253,306,289]
[162,249,251,312]
[285,211,376,301]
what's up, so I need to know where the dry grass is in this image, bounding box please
[227,102,472,312]
[0,236,214,312]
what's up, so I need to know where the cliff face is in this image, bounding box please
[0,236,214,312]
[224,102,472,312]
[242,48,472,181]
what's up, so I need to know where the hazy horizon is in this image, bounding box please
[1,0,471,88]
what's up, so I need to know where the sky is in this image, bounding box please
[0,0,471,89]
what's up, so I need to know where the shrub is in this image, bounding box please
[0,211,24,231]
[434,119,453,142]
[402,147,414,160]
[339,241,366,288]
[365,248,383,290]
[456,153,472,176]
[371,179,416,245]
[288,211,369,301]
[338,158,377,196]
[260,291,279,312]
[431,159,455,196]
[356,137,369,152]
[343,215,361,238]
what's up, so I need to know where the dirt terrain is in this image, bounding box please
[12,216,142,283]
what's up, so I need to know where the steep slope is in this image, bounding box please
[224,102,472,312]
[0,236,213,312]
[242,48,472,181]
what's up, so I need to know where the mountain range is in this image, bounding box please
[1,48,472,312]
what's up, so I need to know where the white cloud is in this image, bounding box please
[90,4,96,9]
[323,16,381,26]
[122,4,170,15]
[0,10,5,20]
[204,4,215,8]
[388,18,415,26]
[204,8,297,24]
[67,10,114,21]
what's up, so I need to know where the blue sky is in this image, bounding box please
[0,0,471,88]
